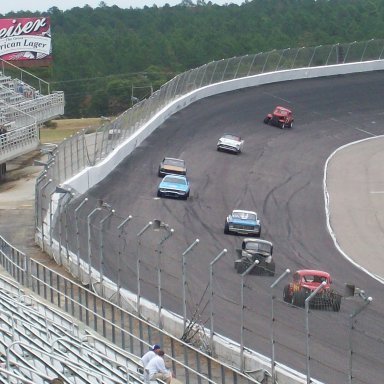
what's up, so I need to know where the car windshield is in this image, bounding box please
[164,176,186,185]
[163,158,184,167]
[302,275,328,283]
[246,242,271,253]
[223,134,241,141]
[232,211,256,220]
[274,108,289,116]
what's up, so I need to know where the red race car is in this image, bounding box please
[283,269,341,311]
[264,106,294,129]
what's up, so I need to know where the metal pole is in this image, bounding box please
[240,260,259,372]
[292,47,304,69]
[361,39,374,61]
[75,198,88,281]
[99,210,114,296]
[136,221,153,316]
[34,171,47,230]
[270,269,290,383]
[87,207,102,286]
[157,226,174,328]
[56,192,68,265]
[54,185,74,265]
[48,188,58,253]
[63,192,75,265]
[305,281,326,384]
[182,239,199,330]
[117,215,132,306]
[309,45,321,67]
[209,249,227,354]
[348,294,372,384]
[40,178,52,252]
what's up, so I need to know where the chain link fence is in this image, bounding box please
[31,40,384,384]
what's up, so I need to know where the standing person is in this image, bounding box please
[146,350,172,384]
[141,344,161,383]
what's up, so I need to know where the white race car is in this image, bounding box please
[217,133,244,154]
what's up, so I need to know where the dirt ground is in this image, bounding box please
[0,118,99,263]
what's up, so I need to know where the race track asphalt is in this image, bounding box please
[2,71,384,383]
[72,70,384,383]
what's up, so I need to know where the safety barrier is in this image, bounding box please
[18,39,384,384]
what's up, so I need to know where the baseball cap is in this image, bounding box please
[152,344,161,350]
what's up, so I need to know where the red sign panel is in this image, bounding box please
[0,17,52,63]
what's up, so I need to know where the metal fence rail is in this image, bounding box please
[38,39,384,188]
[0,235,261,384]
[28,39,384,384]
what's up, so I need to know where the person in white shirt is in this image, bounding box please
[141,344,161,367]
[141,344,161,383]
[146,350,172,384]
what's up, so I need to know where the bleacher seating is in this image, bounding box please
[0,68,65,165]
[0,275,149,384]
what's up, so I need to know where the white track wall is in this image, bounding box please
[51,60,384,384]
[64,60,384,194]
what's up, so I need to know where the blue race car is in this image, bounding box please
[224,209,261,237]
[157,174,190,200]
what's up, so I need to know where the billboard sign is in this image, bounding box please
[0,17,52,64]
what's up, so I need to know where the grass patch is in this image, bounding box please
[40,118,104,144]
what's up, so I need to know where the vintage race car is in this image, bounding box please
[158,157,187,177]
[283,269,341,311]
[217,133,244,154]
[264,106,294,129]
[234,238,275,276]
[224,209,261,236]
[157,174,190,199]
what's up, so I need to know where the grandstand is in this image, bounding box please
[0,273,151,383]
[0,59,64,176]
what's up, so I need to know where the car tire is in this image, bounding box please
[292,290,306,308]
[157,190,162,198]
[236,260,249,274]
[158,169,163,177]
[283,285,291,303]
[263,117,270,124]
[224,222,230,234]
[289,121,293,128]
[331,294,341,312]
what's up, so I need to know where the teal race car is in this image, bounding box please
[157,174,190,200]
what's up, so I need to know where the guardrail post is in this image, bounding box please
[270,269,290,383]
[99,209,114,296]
[182,239,199,330]
[209,249,227,355]
[305,281,326,384]
[136,221,153,316]
[240,260,259,372]
[116,215,132,306]
[348,292,372,384]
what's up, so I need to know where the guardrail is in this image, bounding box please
[0,235,264,384]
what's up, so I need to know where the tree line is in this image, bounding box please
[2,0,384,117]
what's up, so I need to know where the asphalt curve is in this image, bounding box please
[77,71,384,383]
